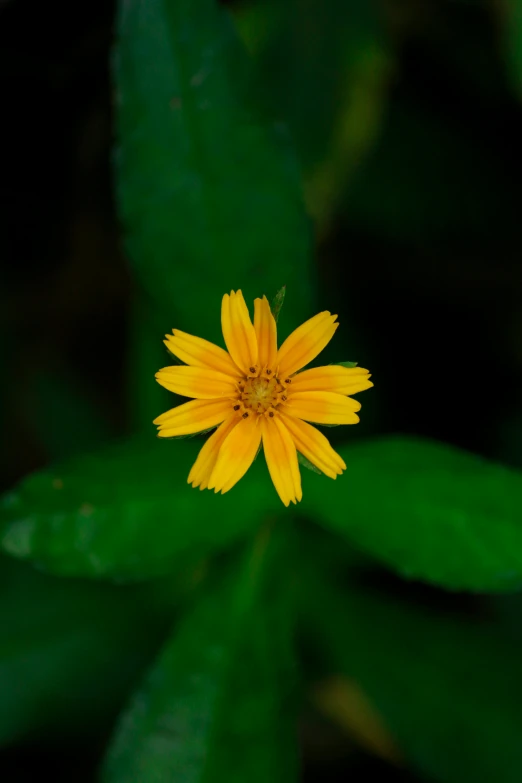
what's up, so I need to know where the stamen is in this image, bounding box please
[236,373,284,415]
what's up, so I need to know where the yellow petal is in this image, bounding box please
[283,390,360,425]
[276,311,338,378]
[221,290,258,374]
[291,365,373,395]
[164,329,242,378]
[153,398,231,436]
[279,413,346,479]
[261,417,302,507]
[155,366,239,399]
[254,295,277,369]
[188,416,239,490]
[208,414,262,493]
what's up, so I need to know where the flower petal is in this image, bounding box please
[153,398,231,437]
[291,365,373,395]
[279,413,346,479]
[155,366,239,399]
[208,414,262,494]
[221,290,258,374]
[283,390,360,424]
[188,416,239,490]
[164,329,242,377]
[276,311,338,378]
[261,416,302,507]
[254,295,277,369]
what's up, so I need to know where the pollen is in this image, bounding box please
[238,371,285,416]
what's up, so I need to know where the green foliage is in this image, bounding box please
[343,100,513,245]
[306,572,522,783]
[0,437,278,579]
[4,435,522,593]
[305,436,522,592]
[114,0,312,343]
[30,369,112,460]
[270,285,286,324]
[3,0,522,780]
[297,452,322,475]
[0,554,174,746]
[102,527,297,783]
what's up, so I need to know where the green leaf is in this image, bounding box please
[304,435,522,592]
[270,285,286,324]
[306,573,522,783]
[0,554,174,748]
[0,436,281,580]
[102,524,298,783]
[297,452,322,475]
[335,361,358,368]
[114,0,312,343]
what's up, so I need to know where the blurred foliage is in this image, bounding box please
[2,0,522,781]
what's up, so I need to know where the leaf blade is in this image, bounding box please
[305,435,522,592]
[114,0,312,341]
[102,527,298,783]
[0,436,280,579]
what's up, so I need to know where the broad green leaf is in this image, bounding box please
[305,573,522,783]
[114,0,311,344]
[304,435,522,592]
[0,554,175,747]
[102,525,298,783]
[0,436,280,579]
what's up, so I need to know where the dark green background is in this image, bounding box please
[2,0,522,780]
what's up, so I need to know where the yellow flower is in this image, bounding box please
[154,290,373,506]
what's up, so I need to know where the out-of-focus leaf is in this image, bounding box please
[304,435,522,592]
[502,0,522,99]
[238,0,391,234]
[7,432,522,592]
[127,293,172,433]
[114,0,311,345]
[102,524,298,783]
[343,100,516,245]
[0,554,175,747]
[30,369,112,461]
[312,677,401,765]
[305,573,522,783]
[0,436,280,579]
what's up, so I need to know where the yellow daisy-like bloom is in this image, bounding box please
[154,290,373,506]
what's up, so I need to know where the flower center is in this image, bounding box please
[234,368,291,418]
